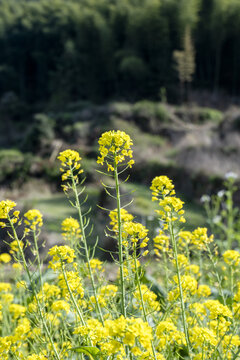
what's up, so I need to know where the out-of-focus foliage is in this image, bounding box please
[0,0,240,103]
[174,27,195,85]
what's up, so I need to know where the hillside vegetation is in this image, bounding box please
[1,99,240,190]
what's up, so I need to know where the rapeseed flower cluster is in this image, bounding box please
[109,208,134,231]
[61,217,81,242]
[0,253,11,263]
[58,149,83,191]
[48,245,76,270]
[24,209,43,232]
[0,200,19,228]
[223,249,240,266]
[122,221,149,249]
[1,131,240,360]
[191,227,214,250]
[97,130,134,171]
[151,176,185,229]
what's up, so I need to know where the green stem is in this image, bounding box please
[198,250,203,283]
[114,162,126,318]
[71,171,104,325]
[61,263,86,328]
[8,217,61,360]
[169,222,192,359]
[133,246,158,360]
[230,266,234,312]
[206,243,226,305]
[226,189,234,250]
[33,230,44,302]
[163,251,169,293]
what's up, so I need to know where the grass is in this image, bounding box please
[19,184,100,233]
[20,181,206,246]
[112,118,166,156]
[183,197,206,230]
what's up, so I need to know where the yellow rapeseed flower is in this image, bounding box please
[0,200,16,219]
[12,262,23,270]
[88,258,104,273]
[58,149,83,188]
[97,130,134,170]
[133,284,160,312]
[9,304,26,319]
[189,326,217,349]
[26,355,46,360]
[191,227,214,250]
[150,176,175,199]
[61,217,81,242]
[38,282,61,300]
[24,209,43,232]
[0,253,11,263]
[156,320,185,347]
[0,282,12,293]
[0,337,12,359]
[9,240,24,254]
[12,317,31,342]
[16,281,27,289]
[51,300,70,313]
[223,250,240,266]
[204,299,232,319]
[172,254,189,268]
[58,271,84,299]
[48,245,76,270]
[150,177,185,228]
[185,264,200,276]
[178,230,192,249]
[168,275,198,301]
[122,221,149,249]
[197,285,211,298]
[109,208,134,232]
[153,230,170,257]
[0,200,18,228]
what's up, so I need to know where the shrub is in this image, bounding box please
[175,106,223,124]
[133,100,169,121]
[0,149,31,184]
[198,108,223,123]
[22,114,55,153]
[132,101,170,132]
[110,102,133,118]
[62,122,91,143]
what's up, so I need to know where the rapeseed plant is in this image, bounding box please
[0,130,240,359]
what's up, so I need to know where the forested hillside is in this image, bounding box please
[0,0,240,104]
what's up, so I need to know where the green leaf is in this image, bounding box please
[71,346,101,359]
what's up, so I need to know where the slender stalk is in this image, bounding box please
[113,162,131,359]
[33,230,44,304]
[61,263,86,328]
[206,243,226,305]
[230,266,234,312]
[226,188,234,250]
[169,222,192,359]
[114,161,126,317]
[198,250,203,283]
[163,251,169,293]
[133,246,158,360]
[70,170,104,325]
[8,217,61,360]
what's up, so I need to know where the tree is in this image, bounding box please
[173,27,195,101]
